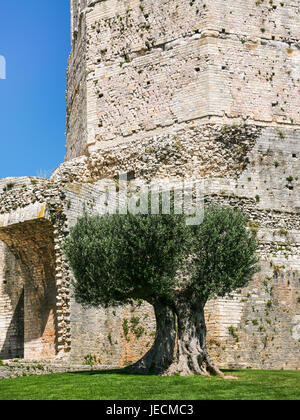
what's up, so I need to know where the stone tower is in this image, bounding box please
[64,0,300,368]
[0,0,299,369]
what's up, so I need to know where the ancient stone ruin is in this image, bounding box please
[0,0,299,370]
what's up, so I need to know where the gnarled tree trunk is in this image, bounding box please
[165,297,223,377]
[128,297,223,377]
[127,301,177,375]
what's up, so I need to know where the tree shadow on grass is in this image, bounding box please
[69,368,135,377]
[68,368,241,377]
[222,369,244,374]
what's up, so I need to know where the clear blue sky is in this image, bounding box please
[0,1,70,179]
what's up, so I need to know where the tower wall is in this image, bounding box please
[66,0,300,159]
[67,1,88,160]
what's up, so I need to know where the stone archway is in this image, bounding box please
[0,219,57,360]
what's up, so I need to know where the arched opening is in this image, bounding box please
[0,219,57,360]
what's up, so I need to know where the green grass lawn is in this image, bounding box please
[0,369,299,400]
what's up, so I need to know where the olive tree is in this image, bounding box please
[64,205,259,377]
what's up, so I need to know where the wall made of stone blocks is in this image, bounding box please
[66,0,300,159]
[0,242,24,359]
[206,260,300,370]
[57,126,300,213]
[71,0,87,41]
[0,219,57,360]
[82,0,299,60]
[48,119,300,369]
[203,193,300,370]
[204,127,300,212]
[66,12,88,160]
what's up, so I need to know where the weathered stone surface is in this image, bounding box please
[67,0,300,160]
[0,360,118,380]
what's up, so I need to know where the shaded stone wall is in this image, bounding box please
[0,242,24,359]
[70,0,87,40]
[0,219,57,360]
[67,2,88,160]
[69,300,155,365]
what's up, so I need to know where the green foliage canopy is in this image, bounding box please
[64,211,191,307]
[63,205,259,308]
[190,206,259,301]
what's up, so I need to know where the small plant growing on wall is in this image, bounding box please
[122,319,130,342]
[228,326,239,343]
[83,354,101,367]
[3,183,15,192]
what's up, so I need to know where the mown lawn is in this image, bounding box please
[0,369,299,400]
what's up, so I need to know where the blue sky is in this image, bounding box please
[0,1,70,179]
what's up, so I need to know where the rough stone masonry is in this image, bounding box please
[0,0,299,370]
